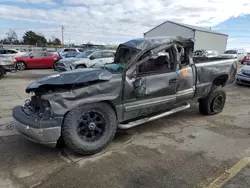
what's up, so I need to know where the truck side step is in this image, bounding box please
[118,103,191,129]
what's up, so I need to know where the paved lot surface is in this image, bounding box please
[0,69,250,188]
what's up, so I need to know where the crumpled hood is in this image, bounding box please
[26,68,113,93]
[240,65,250,74]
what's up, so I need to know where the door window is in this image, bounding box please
[32,52,45,57]
[138,49,175,74]
[90,52,102,59]
[45,52,54,56]
[102,52,114,58]
[7,50,17,54]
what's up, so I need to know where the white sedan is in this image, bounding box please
[0,49,26,57]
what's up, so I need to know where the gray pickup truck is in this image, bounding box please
[12,37,237,155]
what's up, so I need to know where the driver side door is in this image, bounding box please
[26,52,45,68]
[122,46,179,121]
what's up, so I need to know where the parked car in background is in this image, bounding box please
[236,61,250,85]
[242,53,250,64]
[54,50,96,71]
[220,49,247,63]
[60,51,81,59]
[193,50,219,58]
[0,49,26,57]
[59,48,84,54]
[55,50,115,72]
[0,56,15,78]
[14,51,61,70]
[70,50,115,69]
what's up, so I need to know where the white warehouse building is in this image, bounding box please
[144,20,228,54]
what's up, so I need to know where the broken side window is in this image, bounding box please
[137,47,175,75]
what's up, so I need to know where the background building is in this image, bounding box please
[144,20,228,54]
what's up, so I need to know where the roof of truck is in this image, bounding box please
[122,37,194,51]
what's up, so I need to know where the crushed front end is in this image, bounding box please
[12,93,63,147]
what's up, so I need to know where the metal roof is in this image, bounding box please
[122,36,194,51]
[144,20,228,36]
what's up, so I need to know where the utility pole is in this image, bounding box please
[61,25,64,46]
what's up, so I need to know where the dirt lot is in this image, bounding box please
[0,69,250,188]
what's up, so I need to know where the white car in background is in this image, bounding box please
[55,50,115,72]
[72,50,115,69]
[0,49,26,57]
[220,49,247,63]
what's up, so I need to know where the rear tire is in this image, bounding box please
[199,86,226,115]
[0,67,5,79]
[62,102,117,155]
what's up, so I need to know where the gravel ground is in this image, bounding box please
[0,69,250,188]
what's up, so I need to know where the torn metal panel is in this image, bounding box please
[42,74,122,118]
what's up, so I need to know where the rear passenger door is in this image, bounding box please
[176,47,196,102]
[42,52,55,68]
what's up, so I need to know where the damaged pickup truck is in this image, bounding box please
[13,37,237,155]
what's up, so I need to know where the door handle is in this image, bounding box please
[169,79,178,84]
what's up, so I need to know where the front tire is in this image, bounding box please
[199,86,226,115]
[16,61,26,70]
[62,102,117,155]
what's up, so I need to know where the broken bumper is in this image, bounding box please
[2,63,15,72]
[12,106,62,147]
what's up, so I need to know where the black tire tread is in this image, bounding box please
[0,67,4,79]
[199,86,226,115]
[62,102,117,155]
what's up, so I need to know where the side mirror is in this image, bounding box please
[30,55,33,58]
[89,56,94,60]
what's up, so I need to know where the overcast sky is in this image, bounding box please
[1,0,250,50]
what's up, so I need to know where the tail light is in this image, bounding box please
[243,56,246,64]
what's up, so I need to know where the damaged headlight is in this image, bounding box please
[25,95,52,119]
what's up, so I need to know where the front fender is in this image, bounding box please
[42,78,122,118]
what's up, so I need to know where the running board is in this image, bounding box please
[118,103,191,129]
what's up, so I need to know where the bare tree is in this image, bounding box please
[6,29,18,44]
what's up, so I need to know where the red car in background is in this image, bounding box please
[242,53,250,65]
[14,51,61,70]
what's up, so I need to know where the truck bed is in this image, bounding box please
[193,56,235,64]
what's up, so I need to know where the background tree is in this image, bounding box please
[6,29,18,44]
[23,31,47,46]
[53,38,61,45]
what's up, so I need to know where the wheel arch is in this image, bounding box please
[76,64,87,69]
[212,74,229,87]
